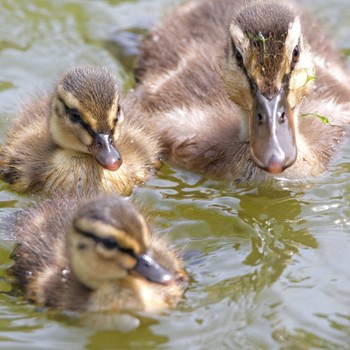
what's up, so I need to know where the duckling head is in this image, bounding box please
[49,66,124,171]
[68,197,174,290]
[222,1,315,174]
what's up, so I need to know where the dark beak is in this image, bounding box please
[249,88,297,174]
[89,134,122,171]
[133,253,175,285]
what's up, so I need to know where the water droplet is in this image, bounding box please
[61,267,70,282]
[152,34,160,42]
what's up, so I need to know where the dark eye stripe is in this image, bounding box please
[230,39,243,67]
[66,107,81,123]
[114,104,122,126]
[229,38,255,93]
[58,97,96,137]
[291,39,301,70]
[76,228,136,257]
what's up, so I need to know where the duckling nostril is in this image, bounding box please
[89,133,122,171]
[279,112,286,123]
[93,134,111,149]
[257,113,264,125]
[134,253,175,285]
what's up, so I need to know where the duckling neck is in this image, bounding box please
[44,149,135,195]
[65,267,147,311]
[83,277,181,312]
[66,266,181,312]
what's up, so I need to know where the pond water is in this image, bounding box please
[0,0,350,349]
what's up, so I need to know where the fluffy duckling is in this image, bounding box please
[6,196,187,313]
[131,0,350,183]
[0,66,160,196]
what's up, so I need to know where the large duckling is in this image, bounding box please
[131,0,350,183]
[6,196,187,313]
[0,66,160,196]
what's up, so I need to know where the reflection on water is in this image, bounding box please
[237,190,317,289]
[0,0,350,349]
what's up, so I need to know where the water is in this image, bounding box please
[0,0,350,349]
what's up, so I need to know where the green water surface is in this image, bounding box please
[0,0,350,349]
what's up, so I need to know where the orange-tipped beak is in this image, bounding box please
[89,134,122,171]
[133,253,175,285]
[249,88,297,174]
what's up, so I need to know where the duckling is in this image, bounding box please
[6,196,187,313]
[0,66,160,196]
[130,0,350,183]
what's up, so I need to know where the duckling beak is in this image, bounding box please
[249,88,297,174]
[89,134,122,171]
[133,253,175,285]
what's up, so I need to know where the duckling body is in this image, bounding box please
[131,0,350,183]
[0,66,160,196]
[7,196,187,312]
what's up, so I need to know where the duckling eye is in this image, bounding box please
[77,229,136,256]
[116,105,121,121]
[292,45,300,64]
[230,38,244,68]
[67,107,81,123]
[231,42,244,68]
[100,237,118,250]
[235,50,243,66]
[100,237,135,256]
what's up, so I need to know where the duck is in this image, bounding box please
[0,66,161,196]
[6,195,187,313]
[129,0,350,184]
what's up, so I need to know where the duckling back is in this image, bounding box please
[6,196,187,313]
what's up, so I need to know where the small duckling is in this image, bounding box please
[6,196,187,313]
[0,66,160,196]
[131,0,350,182]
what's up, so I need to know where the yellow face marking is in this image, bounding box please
[50,96,93,152]
[229,22,249,55]
[56,87,98,130]
[75,218,143,255]
[284,18,301,61]
[136,212,151,248]
[118,109,125,126]
[284,18,315,108]
[223,23,253,111]
[106,91,120,129]
[230,20,288,98]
